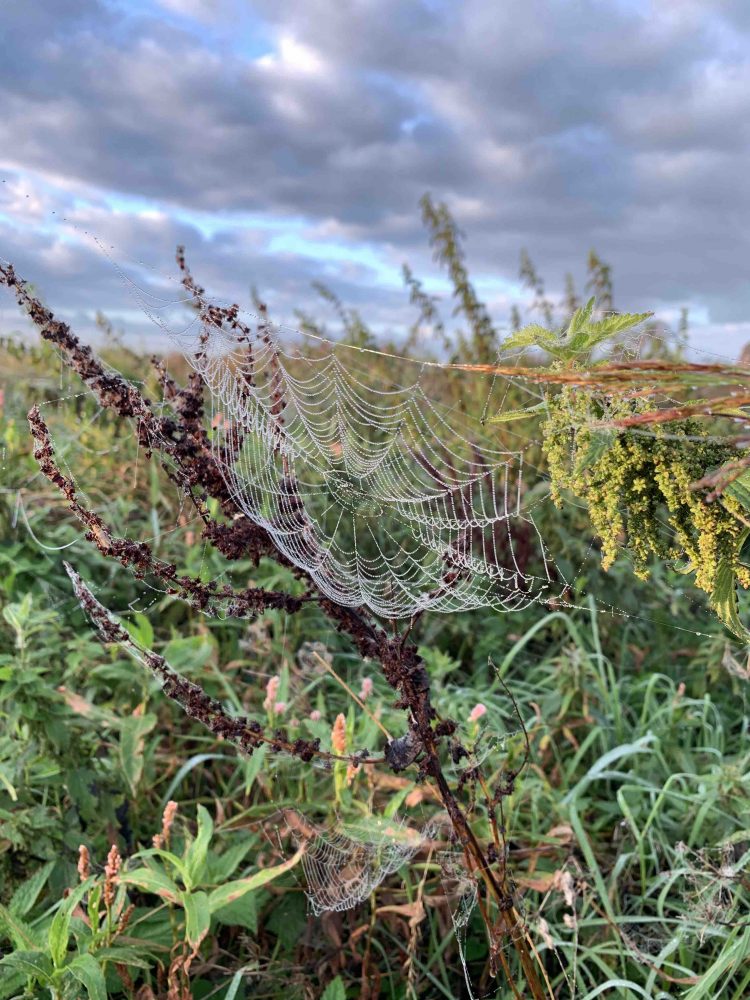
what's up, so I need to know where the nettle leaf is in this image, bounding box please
[0,902,42,950]
[578,310,653,352]
[501,323,559,354]
[65,952,107,1000]
[119,867,181,904]
[184,804,214,888]
[488,400,547,425]
[207,847,304,913]
[562,296,597,351]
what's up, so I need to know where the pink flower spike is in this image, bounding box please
[274,701,287,715]
[263,675,280,712]
[469,703,487,723]
[359,677,374,700]
[309,709,322,722]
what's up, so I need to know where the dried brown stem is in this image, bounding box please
[64,562,382,769]
[2,257,551,1000]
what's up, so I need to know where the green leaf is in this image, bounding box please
[9,860,55,917]
[563,296,597,350]
[266,893,307,953]
[0,949,53,983]
[118,867,181,903]
[0,764,17,801]
[0,970,26,1000]
[321,975,346,1000]
[501,323,559,354]
[712,531,750,642]
[182,891,210,951]
[724,468,750,515]
[573,429,616,477]
[184,804,214,888]
[488,400,547,424]
[65,952,107,1000]
[208,847,304,913]
[90,945,153,970]
[0,903,42,950]
[118,712,157,796]
[209,837,257,884]
[134,846,190,885]
[125,612,154,649]
[48,880,91,969]
[213,891,259,933]
[224,965,257,1000]
[582,310,652,349]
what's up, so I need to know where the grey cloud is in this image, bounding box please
[0,0,749,345]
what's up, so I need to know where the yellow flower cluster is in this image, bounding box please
[544,387,750,598]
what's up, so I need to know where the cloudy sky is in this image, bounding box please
[1,0,749,356]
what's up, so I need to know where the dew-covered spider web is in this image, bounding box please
[291,813,442,915]
[139,296,558,619]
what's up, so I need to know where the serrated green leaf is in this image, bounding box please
[488,400,547,424]
[563,297,597,350]
[0,903,42,950]
[580,311,653,352]
[183,890,210,951]
[119,867,180,903]
[9,860,55,918]
[501,323,558,354]
[65,952,107,1000]
[184,804,214,888]
[208,847,304,913]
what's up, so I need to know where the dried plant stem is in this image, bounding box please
[1,258,552,1000]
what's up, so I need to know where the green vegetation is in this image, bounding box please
[1,208,749,999]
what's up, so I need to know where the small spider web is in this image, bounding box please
[437,850,481,998]
[290,812,441,916]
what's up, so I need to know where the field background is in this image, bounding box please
[1,326,749,1000]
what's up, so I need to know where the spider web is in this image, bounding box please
[438,850,481,998]
[291,812,442,915]
[159,309,557,619]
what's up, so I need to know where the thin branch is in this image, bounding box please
[64,562,384,768]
